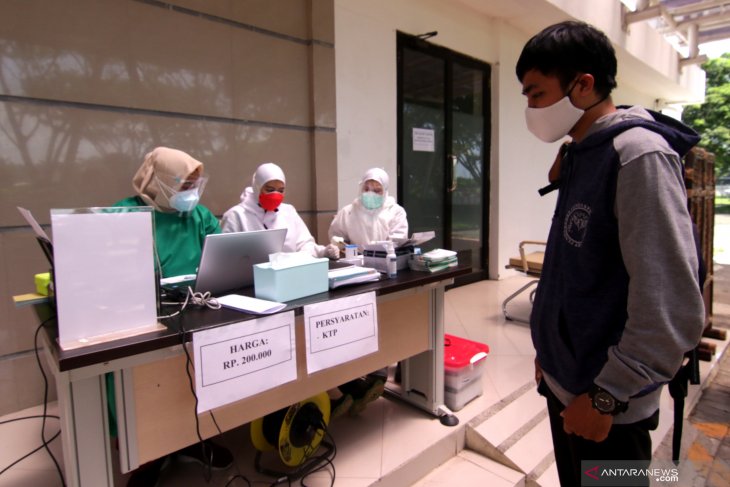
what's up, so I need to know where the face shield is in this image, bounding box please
[154,173,208,213]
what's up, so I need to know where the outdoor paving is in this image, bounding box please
[654,261,730,487]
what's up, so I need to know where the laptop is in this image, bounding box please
[190,228,287,296]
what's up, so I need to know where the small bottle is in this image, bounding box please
[386,244,398,278]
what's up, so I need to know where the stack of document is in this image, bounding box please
[409,249,458,273]
[328,265,381,288]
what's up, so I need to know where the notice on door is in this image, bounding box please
[412,128,435,152]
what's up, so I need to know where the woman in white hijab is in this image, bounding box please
[221,162,339,259]
[328,167,408,247]
[328,168,408,416]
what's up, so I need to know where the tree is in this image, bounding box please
[682,53,730,176]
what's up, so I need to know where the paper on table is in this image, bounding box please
[18,207,51,241]
[328,266,381,288]
[393,231,435,248]
[217,294,286,314]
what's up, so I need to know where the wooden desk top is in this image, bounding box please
[37,264,470,372]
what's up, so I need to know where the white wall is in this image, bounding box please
[334,0,498,203]
[335,0,563,277]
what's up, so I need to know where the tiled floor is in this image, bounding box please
[1,274,727,486]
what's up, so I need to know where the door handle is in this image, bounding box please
[448,155,458,192]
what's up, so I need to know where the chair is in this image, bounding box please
[503,240,546,323]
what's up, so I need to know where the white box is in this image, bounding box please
[445,378,484,411]
[445,356,488,391]
[443,334,489,411]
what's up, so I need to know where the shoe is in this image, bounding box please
[176,440,233,470]
[330,394,353,420]
[127,456,169,487]
[349,378,385,416]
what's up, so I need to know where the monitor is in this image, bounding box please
[194,228,287,296]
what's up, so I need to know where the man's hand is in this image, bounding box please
[561,393,612,442]
[534,358,543,385]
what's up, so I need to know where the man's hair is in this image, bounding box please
[515,21,618,98]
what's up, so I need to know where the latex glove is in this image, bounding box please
[561,393,613,442]
[324,243,340,260]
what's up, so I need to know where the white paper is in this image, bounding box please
[412,128,435,152]
[328,266,380,289]
[193,311,297,413]
[303,292,378,373]
[51,209,157,349]
[17,206,51,241]
[394,231,436,248]
[217,294,286,314]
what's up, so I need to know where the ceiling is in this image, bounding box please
[626,0,730,62]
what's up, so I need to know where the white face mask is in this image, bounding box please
[525,94,584,143]
[169,188,200,213]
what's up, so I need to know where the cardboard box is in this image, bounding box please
[254,257,329,302]
[444,334,489,411]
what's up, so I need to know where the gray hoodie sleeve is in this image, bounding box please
[594,127,705,401]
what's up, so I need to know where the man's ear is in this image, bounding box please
[573,73,597,107]
[575,73,595,94]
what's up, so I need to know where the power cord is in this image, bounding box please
[298,424,337,487]
[26,316,66,487]
[0,415,61,477]
[177,317,258,487]
[158,286,221,319]
[177,318,214,482]
[171,293,335,487]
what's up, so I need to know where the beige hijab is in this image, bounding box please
[132,147,203,211]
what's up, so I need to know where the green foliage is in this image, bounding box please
[682,53,730,176]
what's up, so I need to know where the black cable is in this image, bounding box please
[299,427,337,487]
[0,428,63,474]
[177,318,214,482]
[33,317,67,487]
[208,410,257,487]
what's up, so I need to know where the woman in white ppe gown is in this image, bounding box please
[328,167,408,416]
[328,167,408,246]
[221,162,339,259]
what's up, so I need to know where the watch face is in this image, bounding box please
[593,391,616,413]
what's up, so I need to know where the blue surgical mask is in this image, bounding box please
[169,189,200,212]
[361,191,384,210]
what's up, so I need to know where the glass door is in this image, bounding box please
[398,33,490,282]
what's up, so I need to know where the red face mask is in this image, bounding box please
[259,191,284,211]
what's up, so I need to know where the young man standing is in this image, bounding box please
[516,21,705,486]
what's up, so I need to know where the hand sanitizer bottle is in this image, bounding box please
[386,243,398,278]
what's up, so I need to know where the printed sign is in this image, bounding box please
[303,292,378,373]
[412,127,435,152]
[192,311,296,413]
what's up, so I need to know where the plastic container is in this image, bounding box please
[345,244,358,259]
[386,243,397,278]
[444,334,489,411]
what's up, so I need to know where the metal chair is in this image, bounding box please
[502,241,546,323]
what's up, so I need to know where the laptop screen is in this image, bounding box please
[194,228,287,296]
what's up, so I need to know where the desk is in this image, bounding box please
[29,265,469,487]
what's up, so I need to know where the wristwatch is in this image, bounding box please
[588,384,628,415]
